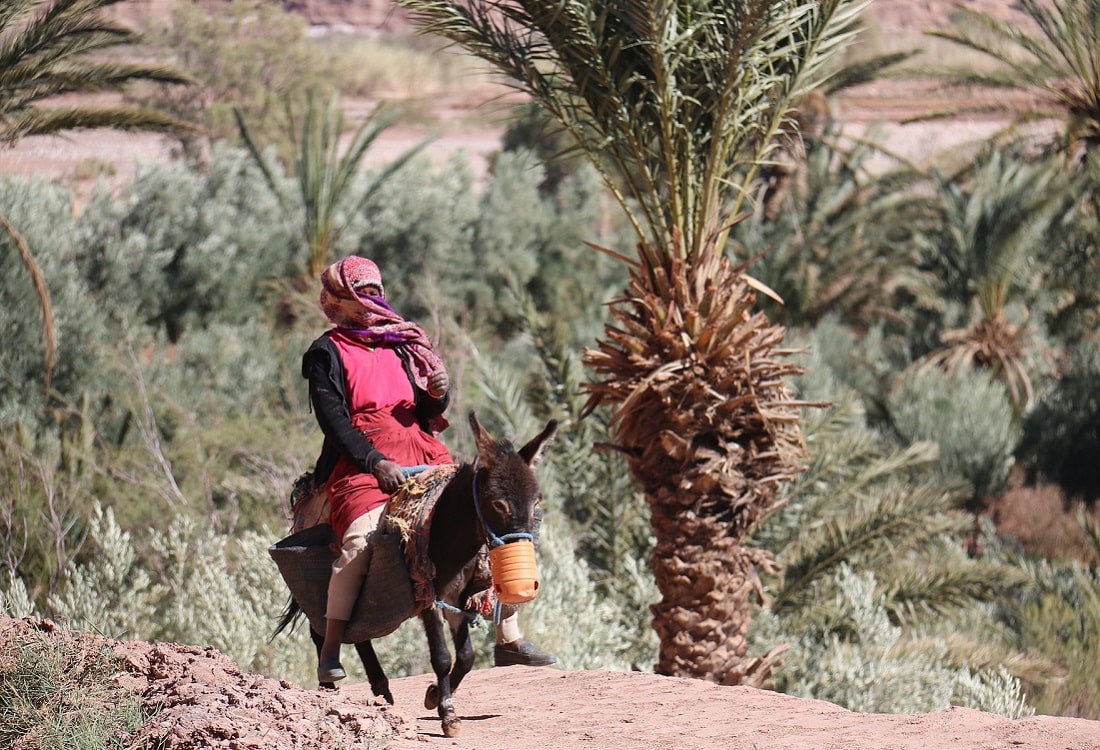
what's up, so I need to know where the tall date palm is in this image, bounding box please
[396,0,864,684]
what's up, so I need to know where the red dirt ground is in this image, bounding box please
[5,616,1099,750]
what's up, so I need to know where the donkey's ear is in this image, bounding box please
[468,411,498,463]
[519,419,558,468]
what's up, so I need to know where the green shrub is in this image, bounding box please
[1000,554,1100,719]
[76,145,293,342]
[750,362,1032,714]
[46,505,159,640]
[0,412,105,598]
[887,365,1017,506]
[1,571,35,618]
[791,317,913,422]
[37,503,316,686]
[0,623,146,750]
[0,178,109,421]
[754,565,1032,717]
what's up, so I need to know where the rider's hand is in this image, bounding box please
[427,369,449,399]
[373,459,405,494]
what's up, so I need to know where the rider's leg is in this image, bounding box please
[318,504,386,683]
[494,604,557,667]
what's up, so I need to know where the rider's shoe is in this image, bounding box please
[494,639,557,667]
[317,658,347,683]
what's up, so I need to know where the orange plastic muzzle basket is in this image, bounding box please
[488,539,540,605]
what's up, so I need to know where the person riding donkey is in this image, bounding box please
[303,255,556,683]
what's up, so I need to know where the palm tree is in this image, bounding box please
[236,91,431,282]
[924,0,1100,167]
[912,149,1081,411]
[0,0,193,393]
[396,0,865,684]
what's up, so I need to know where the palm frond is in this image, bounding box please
[1,105,195,140]
[773,479,959,613]
[899,631,1053,685]
[234,106,293,215]
[399,0,868,261]
[923,0,1100,160]
[237,91,432,278]
[883,557,1027,624]
[913,150,1081,409]
[0,0,194,144]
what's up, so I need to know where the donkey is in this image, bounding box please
[276,411,557,738]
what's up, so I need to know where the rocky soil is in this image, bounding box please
[5,616,1100,750]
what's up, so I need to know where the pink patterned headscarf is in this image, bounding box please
[319,256,444,390]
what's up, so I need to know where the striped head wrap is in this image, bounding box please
[319,256,445,390]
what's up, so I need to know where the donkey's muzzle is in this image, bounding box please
[489,539,540,604]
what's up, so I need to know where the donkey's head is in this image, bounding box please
[468,411,557,541]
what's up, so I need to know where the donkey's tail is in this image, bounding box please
[271,596,305,641]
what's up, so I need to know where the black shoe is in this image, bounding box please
[317,658,346,683]
[494,639,557,667]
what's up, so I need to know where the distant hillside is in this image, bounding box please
[119,0,1025,36]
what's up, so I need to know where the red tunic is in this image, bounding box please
[324,331,452,539]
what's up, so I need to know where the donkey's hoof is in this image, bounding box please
[371,681,394,705]
[442,716,462,738]
[424,683,440,710]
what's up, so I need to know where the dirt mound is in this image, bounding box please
[4,615,1100,750]
[1,617,411,749]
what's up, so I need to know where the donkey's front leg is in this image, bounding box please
[420,609,461,737]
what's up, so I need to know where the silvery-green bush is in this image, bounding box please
[28,502,316,685]
[751,338,1030,716]
[9,496,654,687]
[1,571,35,619]
[888,365,1017,504]
[0,177,110,421]
[75,145,293,341]
[753,565,1032,717]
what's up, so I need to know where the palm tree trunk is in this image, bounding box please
[650,497,784,684]
[586,245,807,685]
